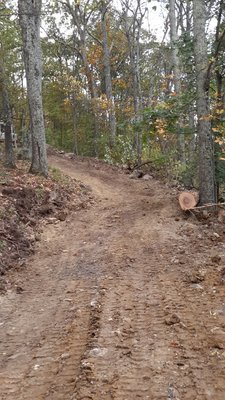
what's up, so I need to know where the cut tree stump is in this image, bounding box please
[178,191,199,210]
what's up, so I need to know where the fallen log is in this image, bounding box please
[178,191,199,210]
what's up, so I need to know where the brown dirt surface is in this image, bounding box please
[1,154,225,399]
[0,161,94,289]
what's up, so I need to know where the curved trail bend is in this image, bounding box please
[0,155,225,400]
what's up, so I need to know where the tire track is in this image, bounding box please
[2,155,225,400]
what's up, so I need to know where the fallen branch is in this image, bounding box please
[132,160,153,171]
[189,202,225,210]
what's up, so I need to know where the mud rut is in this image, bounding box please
[1,155,225,400]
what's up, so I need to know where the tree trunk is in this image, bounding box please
[18,0,48,177]
[123,0,144,164]
[72,92,78,155]
[65,0,100,156]
[169,0,185,164]
[131,33,142,163]
[0,62,16,168]
[193,0,216,205]
[101,1,116,147]
[79,34,99,156]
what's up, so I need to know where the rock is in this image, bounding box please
[60,352,70,360]
[209,328,225,349]
[57,211,67,221]
[218,209,225,223]
[219,267,225,283]
[15,286,24,294]
[2,187,17,196]
[165,313,180,325]
[202,210,209,219]
[213,232,220,238]
[142,174,153,181]
[28,234,36,242]
[211,254,221,264]
[35,233,41,242]
[188,271,205,284]
[129,170,143,179]
[122,164,132,170]
[67,152,75,159]
[39,204,53,215]
[49,191,58,202]
[47,217,58,224]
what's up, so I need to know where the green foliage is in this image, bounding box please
[0,0,223,194]
[104,134,137,165]
[49,166,71,187]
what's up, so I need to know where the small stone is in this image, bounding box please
[211,254,221,264]
[129,170,143,179]
[142,174,153,181]
[213,232,220,239]
[202,210,209,219]
[15,286,24,294]
[57,211,67,221]
[210,328,225,349]
[165,314,180,325]
[188,271,205,284]
[61,352,70,360]
[29,234,36,242]
[35,233,41,241]
[47,217,57,224]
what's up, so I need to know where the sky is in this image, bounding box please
[146,1,167,40]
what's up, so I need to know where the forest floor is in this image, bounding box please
[1,154,225,399]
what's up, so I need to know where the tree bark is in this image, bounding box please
[65,0,99,156]
[169,0,185,164]
[18,0,48,177]
[193,0,216,205]
[72,92,78,155]
[122,0,144,164]
[101,1,116,147]
[79,32,99,156]
[0,62,16,168]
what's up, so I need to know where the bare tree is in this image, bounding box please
[169,0,185,164]
[193,0,216,204]
[121,0,146,163]
[18,0,48,176]
[100,0,117,146]
[62,0,100,155]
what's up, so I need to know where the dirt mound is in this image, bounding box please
[0,161,95,288]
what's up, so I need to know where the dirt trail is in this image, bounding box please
[1,155,225,400]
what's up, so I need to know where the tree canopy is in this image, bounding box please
[0,0,225,202]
